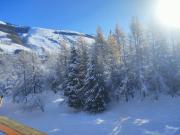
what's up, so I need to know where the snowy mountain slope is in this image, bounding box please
[0,21,6,25]
[0,31,30,53]
[0,21,95,54]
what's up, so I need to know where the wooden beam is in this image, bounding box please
[0,116,46,135]
[0,124,22,135]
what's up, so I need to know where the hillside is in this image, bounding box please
[0,21,94,54]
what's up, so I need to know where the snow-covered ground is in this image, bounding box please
[0,93,180,135]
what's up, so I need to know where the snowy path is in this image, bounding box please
[1,93,180,135]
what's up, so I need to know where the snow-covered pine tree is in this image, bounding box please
[77,37,89,105]
[84,44,109,113]
[95,27,108,80]
[64,46,84,109]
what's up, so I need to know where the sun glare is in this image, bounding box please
[156,0,180,28]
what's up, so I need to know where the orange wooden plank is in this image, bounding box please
[0,116,46,135]
[0,124,22,135]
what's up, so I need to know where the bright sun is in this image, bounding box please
[156,0,180,28]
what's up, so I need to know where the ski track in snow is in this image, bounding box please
[110,117,130,135]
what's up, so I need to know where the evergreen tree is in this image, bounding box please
[64,46,83,109]
[84,45,109,113]
[77,38,89,105]
[95,27,107,78]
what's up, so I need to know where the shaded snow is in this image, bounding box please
[0,31,30,53]
[133,119,150,126]
[0,93,180,135]
[0,43,30,53]
[0,21,6,25]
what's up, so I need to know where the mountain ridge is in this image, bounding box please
[0,20,95,54]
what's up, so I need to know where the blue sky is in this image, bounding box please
[0,0,155,34]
